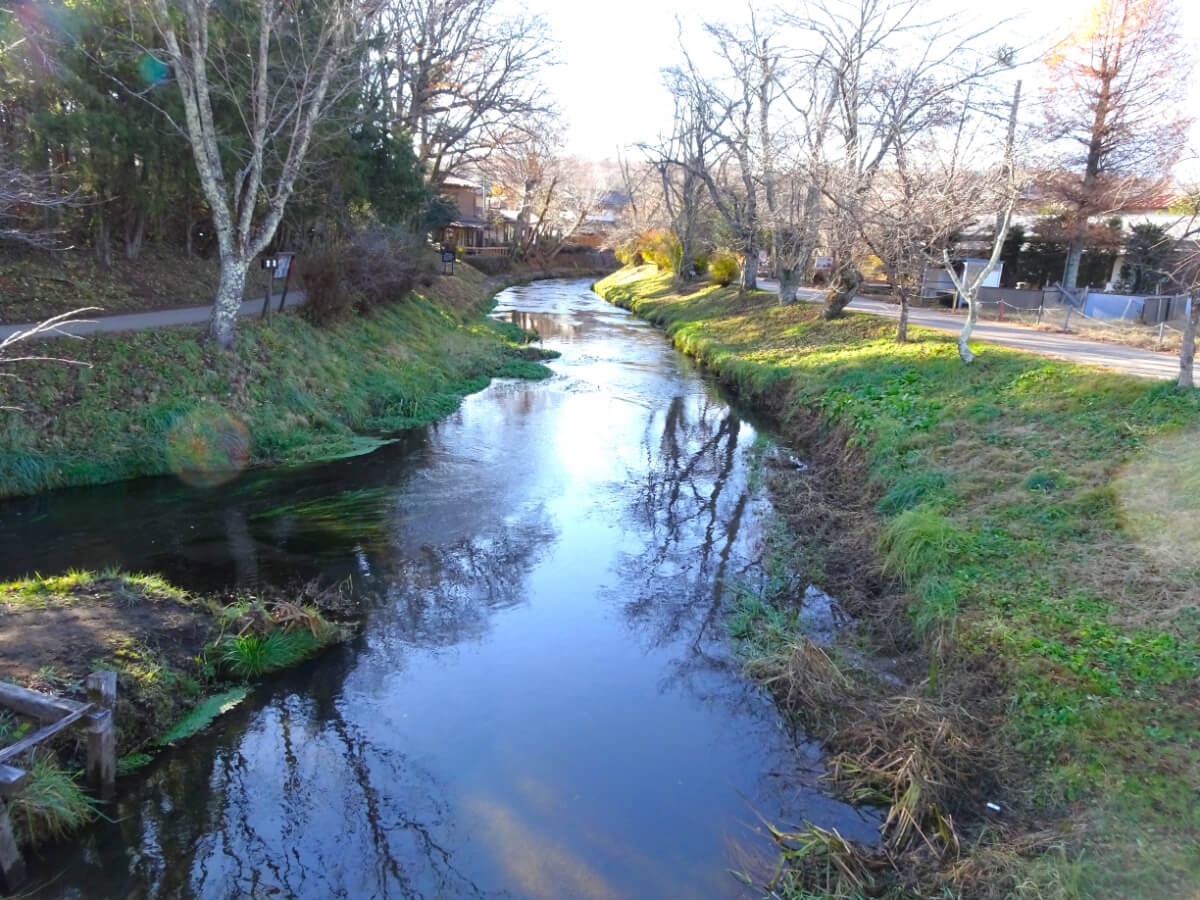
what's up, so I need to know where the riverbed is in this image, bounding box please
[4,278,877,898]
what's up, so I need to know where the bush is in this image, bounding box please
[465,254,513,276]
[710,249,740,286]
[298,230,420,324]
[298,246,358,324]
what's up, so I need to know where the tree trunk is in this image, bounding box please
[778,266,800,305]
[821,267,862,320]
[1179,295,1199,389]
[958,295,981,364]
[209,257,249,350]
[124,210,146,261]
[94,209,113,269]
[740,241,757,291]
[1062,229,1086,292]
[897,288,910,343]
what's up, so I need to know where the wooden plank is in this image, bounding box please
[86,671,117,710]
[0,803,24,892]
[0,681,86,723]
[0,766,25,798]
[0,704,92,765]
[86,710,116,800]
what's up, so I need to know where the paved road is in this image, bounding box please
[2,278,1188,381]
[761,281,1186,382]
[0,290,307,341]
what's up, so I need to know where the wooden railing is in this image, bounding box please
[0,672,116,891]
[460,246,510,256]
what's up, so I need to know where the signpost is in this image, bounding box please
[441,249,455,276]
[260,252,296,317]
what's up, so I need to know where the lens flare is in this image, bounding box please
[166,406,251,488]
[138,54,169,86]
[1113,428,1200,572]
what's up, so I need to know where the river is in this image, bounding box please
[3,278,877,898]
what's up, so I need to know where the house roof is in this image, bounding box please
[442,175,480,189]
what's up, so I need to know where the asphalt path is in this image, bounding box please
[760,281,1185,382]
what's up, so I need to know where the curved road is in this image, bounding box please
[766,282,1188,382]
[1,280,1189,382]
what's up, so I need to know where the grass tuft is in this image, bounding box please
[8,756,95,847]
[216,629,324,679]
[879,504,966,584]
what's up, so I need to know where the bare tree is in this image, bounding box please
[144,0,381,348]
[642,67,719,286]
[1042,0,1192,293]
[483,133,601,261]
[1158,192,1200,388]
[664,16,776,292]
[789,0,1009,319]
[0,158,76,250]
[372,0,555,185]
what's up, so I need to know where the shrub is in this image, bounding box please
[710,249,740,286]
[298,246,359,324]
[298,230,419,324]
[466,254,513,276]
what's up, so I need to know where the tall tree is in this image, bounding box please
[144,0,383,348]
[371,0,554,185]
[1043,0,1191,293]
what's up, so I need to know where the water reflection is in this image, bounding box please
[14,279,878,897]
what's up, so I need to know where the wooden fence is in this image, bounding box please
[0,672,116,891]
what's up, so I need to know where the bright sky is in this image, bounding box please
[520,0,1200,172]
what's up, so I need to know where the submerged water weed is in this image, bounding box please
[159,687,252,744]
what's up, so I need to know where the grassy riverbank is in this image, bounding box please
[0,569,353,848]
[0,262,559,498]
[595,267,1200,898]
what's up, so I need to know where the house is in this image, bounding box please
[440,176,489,250]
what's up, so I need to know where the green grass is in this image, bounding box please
[0,568,185,610]
[215,629,325,679]
[0,263,554,497]
[8,755,95,847]
[596,266,1200,897]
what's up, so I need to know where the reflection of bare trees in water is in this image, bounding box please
[622,393,757,664]
[38,508,555,898]
[370,509,555,649]
[501,309,580,341]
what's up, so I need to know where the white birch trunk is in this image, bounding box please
[210,257,249,350]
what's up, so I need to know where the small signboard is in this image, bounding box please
[273,253,293,280]
[814,255,834,270]
[441,250,455,263]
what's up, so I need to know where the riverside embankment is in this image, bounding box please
[0,261,581,498]
[594,266,1200,898]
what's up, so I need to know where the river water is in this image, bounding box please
[5,279,876,898]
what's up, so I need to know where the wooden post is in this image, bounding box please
[0,804,23,893]
[0,766,27,892]
[85,672,117,800]
[277,263,292,312]
[261,268,273,319]
[1063,306,1073,332]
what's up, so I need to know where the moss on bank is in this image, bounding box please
[0,262,561,498]
[0,570,352,849]
[595,267,1200,898]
